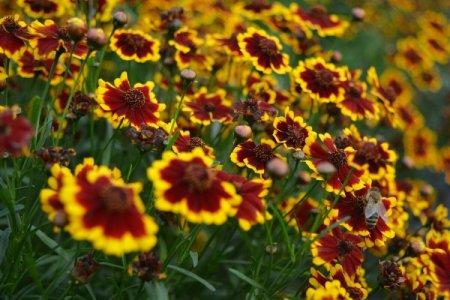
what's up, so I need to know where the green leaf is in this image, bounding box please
[189,251,198,268]
[0,204,24,218]
[168,265,216,292]
[145,281,169,300]
[35,229,70,261]
[228,268,265,291]
[0,228,11,265]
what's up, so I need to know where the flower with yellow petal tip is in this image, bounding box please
[0,15,30,59]
[147,148,241,225]
[18,0,65,19]
[306,279,350,300]
[111,29,160,63]
[403,127,438,169]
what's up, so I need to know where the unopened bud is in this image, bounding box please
[266,158,289,178]
[52,210,68,228]
[67,17,87,41]
[331,51,342,63]
[180,68,196,81]
[73,252,99,284]
[316,161,337,175]
[402,156,415,169]
[113,11,128,29]
[352,7,366,21]
[265,243,278,254]
[234,125,252,139]
[297,171,311,185]
[420,184,434,196]
[292,150,305,160]
[87,28,107,50]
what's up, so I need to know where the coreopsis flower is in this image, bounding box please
[309,264,369,300]
[173,130,214,158]
[293,57,346,103]
[279,196,319,232]
[289,4,349,37]
[412,68,442,92]
[392,102,424,130]
[336,70,378,121]
[304,133,366,194]
[306,280,350,300]
[423,231,450,298]
[128,251,165,282]
[438,147,450,184]
[343,126,397,180]
[394,38,433,71]
[72,252,99,284]
[217,172,271,231]
[183,88,233,125]
[234,0,274,20]
[61,161,158,256]
[418,11,449,38]
[29,20,88,58]
[379,68,414,103]
[0,15,30,59]
[419,33,449,65]
[395,179,430,217]
[17,49,55,79]
[420,204,450,233]
[147,148,241,225]
[237,27,290,74]
[213,31,244,58]
[403,127,438,169]
[169,27,213,72]
[231,139,282,174]
[273,107,316,151]
[17,0,64,19]
[246,82,277,104]
[0,108,33,157]
[378,260,406,289]
[333,185,396,247]
[233,94,277,123]
[95,71,165,128]
[111,29,160,63]
[40,164,72,228]
[96,0,120,23]
[311,226,363,276]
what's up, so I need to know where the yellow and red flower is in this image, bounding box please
[61,160,158,256]
[29,19,88,58]
[0,107,33,157]
[412,68,442,92]
[289,4,349,37]
[237,27,290,74]
[273,107,316,151]
[419,33,450,65]
[0,15,30,59]
[403,127,438,169]
[147,148,241,225]
[304,133,367,194]
[333,185,396,248]
[233,95,277,123]
[394,38,433,71]
[293,57,346,103]
[183,88,232,125]
[311,226,363,276]
[95,71,165,128]
[279,196,319,232]
[40,163,72,227]
[231,138,282,174]
[18,0,64,19]
[336,70,378,121]
[217,172,271,231]
[173,130,214,158]
[111,29,160,63]
[306,280,350,300]
[418,11,449,38]
[438,147,450,185]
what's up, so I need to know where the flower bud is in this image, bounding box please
[113,11,128,29]
[66,17,87,42]
[402,156,415,169]
[331,50,342,63]
[297,171,311,185]
[180,68,196,84]
[292,150,305,160]
[72,252,99,284]
[378,260,405,289]
[352,7,366,21]
[87,28,107,50]
[266,158,289,178]
[316,161,337,175]
[234,125,252,139]
[129,252,165,281]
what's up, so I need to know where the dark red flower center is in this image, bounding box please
[384,86,397,103]
[404,49,422,64]
[335,136,351,149]
[258,38,278,57]
[421,72,433,83]
[348,85,361,98]
[204,103,216,112]
[254,144,274,162]
[183,163,214,192]
[328,149,346,168]
[286,124,307,147]
[27,0,55,12]
[188,137,206,151]
[355,196,367,212]
[124,88,146,109]
[100,185,132,212]
[337,239,354,256]
[2,16,20,33]
[0,123,11,136]
[359,142,381,161]
[347,287,364,300]
[314,69,334,88]
[310,5,328,19]
[124,34,147,51]
[57,26,71,41]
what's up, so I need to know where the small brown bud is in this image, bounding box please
[266,158,289,178]
[36,146,76,169]
[234,125,252,139]
[113,11,128,29]
[331,50,342,63]
[352,7,366,21]
[87,28,107,50]
[316,161,337,175]
[66,17,87,42]
[297,171,311,185]
[129,252,165,282]
[73,252,99,284]
[378,260,405,289]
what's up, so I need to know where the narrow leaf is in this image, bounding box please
[168,265,216,291]
[228,268,265,291]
